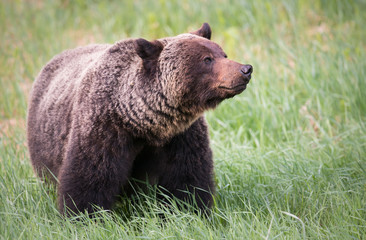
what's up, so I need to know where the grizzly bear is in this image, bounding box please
[27,23,253,215]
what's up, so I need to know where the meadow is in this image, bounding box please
[1,0,365,239]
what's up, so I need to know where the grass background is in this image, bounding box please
[1,0,366,239]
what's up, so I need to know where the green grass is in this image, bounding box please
[1,0,365,239]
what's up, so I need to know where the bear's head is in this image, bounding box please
[130,23,252,144]
[134,23,252,115]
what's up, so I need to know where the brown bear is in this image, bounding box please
[27,23,253,215]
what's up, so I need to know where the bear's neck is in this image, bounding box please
[116,83,200,146]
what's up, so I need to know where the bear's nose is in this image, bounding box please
[240,64,253,83]
[240,64,253,76]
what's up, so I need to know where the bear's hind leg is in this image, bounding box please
[58,160,126,215]
[57,129,140,216]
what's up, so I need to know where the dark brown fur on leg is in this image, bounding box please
[127,117,214,214]
[158,117,215,213]
[57,120,142,215]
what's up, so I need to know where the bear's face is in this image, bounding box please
[135,23,252,116]
[158,37,252,111]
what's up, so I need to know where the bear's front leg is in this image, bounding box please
[158,117,215,212]
[57,126,140,215]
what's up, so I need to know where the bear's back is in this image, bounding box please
[30,44,110,111]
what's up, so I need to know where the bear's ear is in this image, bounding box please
[135,38,164,60]
[190,23,211,40]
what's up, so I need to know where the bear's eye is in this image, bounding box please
[224,54,228,58]
[204,57,213,64]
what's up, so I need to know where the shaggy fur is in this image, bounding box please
[27,23,253,215]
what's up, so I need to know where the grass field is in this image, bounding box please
[1,0,366,239]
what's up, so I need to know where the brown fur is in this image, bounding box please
[27,23,253,215]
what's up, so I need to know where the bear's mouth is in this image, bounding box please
[218,83,247,92]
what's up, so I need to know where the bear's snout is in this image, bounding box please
[216,60,253,95]
[240,64,253,83]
